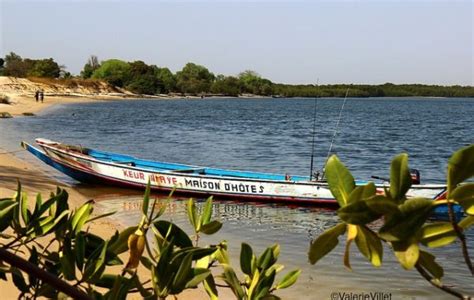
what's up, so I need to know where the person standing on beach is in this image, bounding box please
[39,90,44,103]
[35,90,39,102]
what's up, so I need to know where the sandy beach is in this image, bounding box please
[0,77,224,299]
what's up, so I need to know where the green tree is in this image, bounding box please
[81,55,100,79]
[154,67,176,93]
[211,75,240,96]
[92,59,131,87]
[176,62,215,94]
[3,52,28,77]
[28,58,61,78]
[0,58,4,75]
[238,70,261,94]
[125,60,160,95]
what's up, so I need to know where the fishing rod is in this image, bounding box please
[309,80,319,181]
[321,88,349,180]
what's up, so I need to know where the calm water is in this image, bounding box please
[1,97,473,299]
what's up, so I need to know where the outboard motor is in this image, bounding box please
[410,169,420,184]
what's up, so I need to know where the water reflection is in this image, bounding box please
[95,194,474,300]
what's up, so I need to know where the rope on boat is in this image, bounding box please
[321,88,349,179]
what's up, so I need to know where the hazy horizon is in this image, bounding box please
[1,0,472,86]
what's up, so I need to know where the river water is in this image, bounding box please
[0,97,473,299]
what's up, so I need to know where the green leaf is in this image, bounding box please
[257,247,275,271]
[420,222,457,248]
[349,182,376,202]
[393,241,419,270]
[200,197,213,226]
[155,239,174,289]
[185,268,211,288]
[275,269,301,289]
[86,210,116,224]
[60,238,76,280]
[447,144,474,194]
[142,180,151,217]
[364,195,400,215]
[140,256,153,270]
[266,263,284,276]
[195,255,210,269]
[153,220,193,248]
[325,155,355,207]
[27,210,69,238]
[240,242,254,276]
[76,233,85,271]
[35,192,62,218]
[451,183,474,215]
[222,265,245,299]
[379,198,433,241]
[354,226,383,267]
[108,226,138,254]
[200,220,222,235]
[344,224,357,270]
[20,191,29,225]
[187,198,198,231]
[337,200,380,225]
[271,244,280,259]
[389,153,412,203]
[94,273,121,289]
[203,274,219,300]
[459,215,474,230]
[172,252,193,292]
[213,242,230,264]
[33,193,42,216]
[71,200,94,234]
[247,268,260,299]
[0,200,17,231]
[418,250,444,279]
[255,269,275,299]
[173,246,217,261]
[83,240,108,281]
[308,223,346,264]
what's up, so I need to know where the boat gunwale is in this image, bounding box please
[24,142,340,204]
[33,140,447,190]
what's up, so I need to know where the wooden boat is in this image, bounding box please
[21,138,450,207]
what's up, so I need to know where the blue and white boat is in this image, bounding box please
[22,138,452,209]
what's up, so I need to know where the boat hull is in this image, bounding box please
[22,139,453,212]
[22,141,340,205]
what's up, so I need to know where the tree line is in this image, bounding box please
[1,52,473,97]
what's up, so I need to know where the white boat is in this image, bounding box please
[22,138,448,207]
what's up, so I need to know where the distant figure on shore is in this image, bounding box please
[39,90,44,103]
[35,90,39,102]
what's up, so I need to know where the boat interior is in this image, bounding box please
[87,149,310,181]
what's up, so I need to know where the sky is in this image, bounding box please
[1,0,472,85]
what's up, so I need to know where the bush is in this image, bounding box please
[309,144,474,298]
[0,183,300,299]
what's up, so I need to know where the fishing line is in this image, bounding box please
[321,88,349,179]
[309,80,319,180]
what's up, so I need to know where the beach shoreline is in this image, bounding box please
[0,95,217,298]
